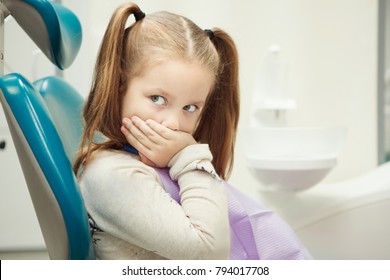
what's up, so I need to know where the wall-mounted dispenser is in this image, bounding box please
[251,44,296,128]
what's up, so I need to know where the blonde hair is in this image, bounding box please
[74,3,240,179]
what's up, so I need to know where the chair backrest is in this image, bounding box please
[2,0,82,69]
[0,73,93,259]
[0,0,93,259]
[33,76,84,164]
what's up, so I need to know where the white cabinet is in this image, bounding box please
[0,107,45,250]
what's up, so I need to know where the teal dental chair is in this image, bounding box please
[0,0,93,259]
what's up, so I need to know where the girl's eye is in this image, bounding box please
[151,95,165,105]
[183,104,197,113]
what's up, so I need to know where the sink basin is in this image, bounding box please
[242,127,347,192]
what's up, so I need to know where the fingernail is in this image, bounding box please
[122,118,132,125]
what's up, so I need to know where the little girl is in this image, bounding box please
[74,2,311,260]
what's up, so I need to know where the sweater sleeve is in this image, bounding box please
[79,147,230,260]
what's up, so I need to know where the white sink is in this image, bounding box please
[242,127,347,192]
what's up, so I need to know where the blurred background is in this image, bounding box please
[0,0,388,259]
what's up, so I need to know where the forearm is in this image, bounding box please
[168,144,230,259]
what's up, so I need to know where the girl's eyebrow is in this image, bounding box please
[146,87,206,105]
[190,100,205,106]
[145,87,166,93]
[147,87,172,98]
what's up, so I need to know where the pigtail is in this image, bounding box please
[194,29,240,180]
[74,3,144,174]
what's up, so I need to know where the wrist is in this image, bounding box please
[168,144,220,181]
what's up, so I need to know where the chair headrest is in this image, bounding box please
[2,0,82,69]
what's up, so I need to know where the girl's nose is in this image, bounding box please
[161,113,180,131]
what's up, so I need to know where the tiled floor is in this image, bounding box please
[0,250,49,260]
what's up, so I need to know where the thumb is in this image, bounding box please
[139,152,156,167]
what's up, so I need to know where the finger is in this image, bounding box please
[130,116,163,144]
[120,122,131,136]
[145,119,175,140]
[122,118,154,148]
[121,123,151,155]
[121,125,141,148]
[139,152,156,167]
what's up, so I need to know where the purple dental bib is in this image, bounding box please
[154,167,312,260]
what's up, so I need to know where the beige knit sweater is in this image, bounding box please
[79,144,230,259]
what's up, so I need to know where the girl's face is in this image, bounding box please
[121,59,214,134]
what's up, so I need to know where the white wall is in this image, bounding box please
[231,0,378,197]
[70,0,378,199]
[231,0,378,198]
